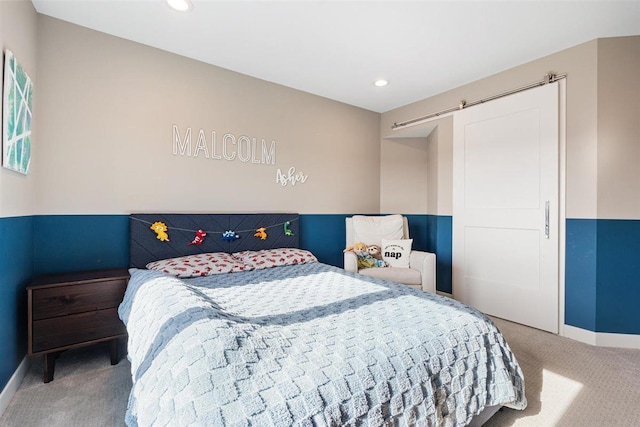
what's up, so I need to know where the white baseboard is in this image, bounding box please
[563,325,640,349]
[563,324,597,345]
[0,356,30,418]
[595,331,640,349]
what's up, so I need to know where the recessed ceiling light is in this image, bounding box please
[374,79,389,87]
[166,0,193,12]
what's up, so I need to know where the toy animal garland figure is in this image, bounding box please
[189,229,207,246]
[254,227,268,240]
[344,242,388,269]
[284,221,295,236]
[150,221,170,242]
[221,230,240,242]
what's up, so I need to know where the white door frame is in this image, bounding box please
[558,79,567,337]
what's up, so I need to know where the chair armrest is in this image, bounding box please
[409,250,436,293]
[344,251,358,272]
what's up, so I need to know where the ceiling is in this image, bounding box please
[31,1,640,113]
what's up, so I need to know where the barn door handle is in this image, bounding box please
[545,201,550,239]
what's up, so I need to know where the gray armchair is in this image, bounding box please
[344,215,436,293]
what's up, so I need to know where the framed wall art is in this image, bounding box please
[3,49,33,175]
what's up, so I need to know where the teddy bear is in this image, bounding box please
[344,242,388,269]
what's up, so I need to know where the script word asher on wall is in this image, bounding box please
[276,167,308,187]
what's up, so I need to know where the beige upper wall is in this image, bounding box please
[381,39,600,218]
[429,117,453,215]
[379,116,453,216]
[35,16,381,215]
[597,36,640,219]
[0,0,37,218]
[380,136,428,214]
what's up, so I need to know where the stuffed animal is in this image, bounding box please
[344,242,387,269]
[284,221,295,236]
[344,242,367,255]
[367,245,388,267]
[150,221,170,242]
[254,227,268,240]
[189,229,207,246]
[222,230,240,241]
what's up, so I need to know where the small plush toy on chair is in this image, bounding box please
[344,242,388,269]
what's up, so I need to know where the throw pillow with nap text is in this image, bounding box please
[381,239,412,268]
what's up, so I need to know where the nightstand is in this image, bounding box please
[27,268,129,383]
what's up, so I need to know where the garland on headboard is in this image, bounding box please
[131,216,298,246]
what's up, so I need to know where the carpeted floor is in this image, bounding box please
[0,341,131,427]
[1,318,639,427]
[485,318,640,427]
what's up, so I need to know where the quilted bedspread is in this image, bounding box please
[119,263,526,427]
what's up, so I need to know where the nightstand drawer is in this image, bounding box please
[32,308,126,353]
[31,279,127,320]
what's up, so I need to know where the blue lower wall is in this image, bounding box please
[299,214,348,268]
[595,220,640,334]
[32,213,440,281]
[28,214,640,334]
[33,215,130,275]
[33,214,355,274]
[565,219,598,331]
[0,216,33,392]
[426,215,453,294]
[565,218,640,334]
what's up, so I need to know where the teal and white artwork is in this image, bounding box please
[3,49,33,175]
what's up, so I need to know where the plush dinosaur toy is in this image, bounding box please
[189,229,207,246]
[254,227,268,240]
[150,221,170,242]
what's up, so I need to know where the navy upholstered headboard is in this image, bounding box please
[129,213,299,268]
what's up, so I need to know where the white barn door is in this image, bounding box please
[453,83,559,333]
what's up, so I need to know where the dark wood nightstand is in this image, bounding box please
[27,268,129,383]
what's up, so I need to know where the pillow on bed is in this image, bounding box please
[232,248,318,270]
[146,252,253,278]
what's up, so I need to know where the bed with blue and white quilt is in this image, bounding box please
[120,213,525,426]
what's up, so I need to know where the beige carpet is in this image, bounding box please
[0,342,131,427]
[486,318,640,427]
[1,319,639,427]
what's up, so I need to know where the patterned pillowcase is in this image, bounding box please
[146,252,253,278]
[233,248,318,270]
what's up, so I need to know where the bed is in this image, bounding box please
[120,213,526,426]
